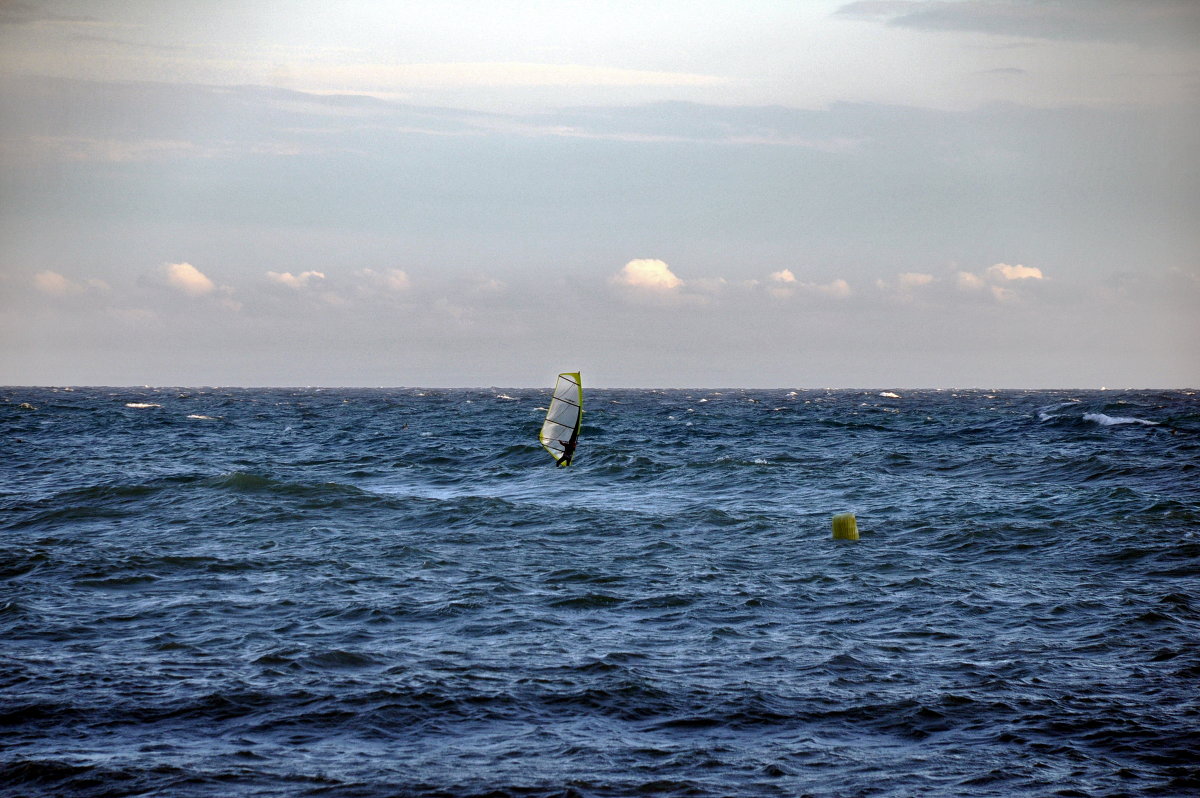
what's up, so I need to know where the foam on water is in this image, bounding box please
[1084,412,1159,426]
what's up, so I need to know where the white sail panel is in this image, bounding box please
[539,372,582,465]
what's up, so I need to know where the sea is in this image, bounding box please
[2,386,1198,798]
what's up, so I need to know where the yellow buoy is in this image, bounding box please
[832,513,859,541]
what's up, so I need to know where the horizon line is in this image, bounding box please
[4,384,1195,392]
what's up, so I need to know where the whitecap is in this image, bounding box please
[1084,413,1158,427]
[880,391,901,399]
[496,394,516,400]
[125,402,161,408]
[1037,400,1080,421]
[187,414,219,420]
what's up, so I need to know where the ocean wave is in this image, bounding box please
[202,471,374,500]
[4,387,1198,798]
[1038,407,1162,429]
[1083,412,1159,427]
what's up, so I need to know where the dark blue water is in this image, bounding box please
[3,387,1199,797]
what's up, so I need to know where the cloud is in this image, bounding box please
[32,270,110,295]
[34,270,83,295]
[29,136,201,163]
[956,270,987,291]
[836,0,1200,48]
[268,270,326,289]
[767,272,851,300]
[613,259,683,291]
[0,1,95,26]
[955,262,1047,301]
[811,278,853,298]
[898,272,935,288]
[987,263,1044,281]
[472,277,506,293]
[164,262,215,295]
[875,271,934,299]
[358,268,411,292]
[302,62,726,91]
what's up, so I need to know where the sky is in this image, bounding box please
[1,0,1197,388]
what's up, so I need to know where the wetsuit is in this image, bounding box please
[558,430,578,467]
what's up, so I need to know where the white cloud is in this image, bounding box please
[358,268,411,292]
[164,262,215,296]
[898,272,935,289]
[33,270,83,295]
[956,270,986,290]
[268,270,326,289]
[31,271,110,295]
[953,263,1047,301]
[987,263,1044,281]
[297,62,726,92]
[875,271,934,300]
[768,273,851,300]
[613,259,683,291]
[812,278,852,298]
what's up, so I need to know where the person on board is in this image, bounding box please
[557,431,578,467]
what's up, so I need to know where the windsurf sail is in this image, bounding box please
[539,372,582,467]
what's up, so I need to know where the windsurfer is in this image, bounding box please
[558,432,578,466]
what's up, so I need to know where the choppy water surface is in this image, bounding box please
[2,387,1199,797]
